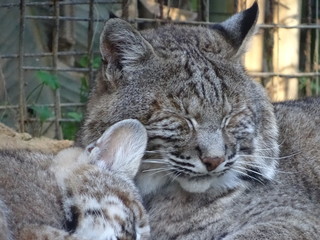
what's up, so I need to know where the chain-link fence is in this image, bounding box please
[0,0,319,139]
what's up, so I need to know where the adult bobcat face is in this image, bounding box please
[78,3,279,195]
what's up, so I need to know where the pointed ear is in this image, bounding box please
[211,2,258,59]
[100,18,155,71]
[88,119,147,179]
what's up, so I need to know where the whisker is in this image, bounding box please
[142,169,171,177]
[145,150,168,154]
[254,139,286,152]
[237,151,301,160]
[142,168,169,173]
[231,168,266,185]
[254,146,279,152]
[143,160,165,164]
[170,171,181,183]
[163,171,175,179]
[243,162,297,174]
[234,165,265,177]
[234,166,281,184]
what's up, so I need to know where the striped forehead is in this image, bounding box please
[173,63,224,106]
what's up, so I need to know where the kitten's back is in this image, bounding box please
[0,150,64,239]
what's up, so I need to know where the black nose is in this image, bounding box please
[201,156,224,171]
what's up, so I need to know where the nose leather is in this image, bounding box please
[201,156,224,171]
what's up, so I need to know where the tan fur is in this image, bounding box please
[0,123,72,154]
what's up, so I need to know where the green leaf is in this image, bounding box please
[30,106,54,123]
[78,56,101,69]
[92,57,101,69]
[61,121,80,140]
[78,56,89,68]
[80,77,89,103]
[190,0,198,11]
[36,71,60,90]
[67,112,83,122]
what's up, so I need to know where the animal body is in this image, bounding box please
[0,119,150,240]
[77,2,320,239]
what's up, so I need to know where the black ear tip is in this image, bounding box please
[252,1,258,8]
[240,1,259,37]
[247,1,259,17]
[109,12,119,19]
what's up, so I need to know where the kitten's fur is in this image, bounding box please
[77,2,320,239]
[0,119,150,240]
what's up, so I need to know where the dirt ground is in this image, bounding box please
[0,123,73,154]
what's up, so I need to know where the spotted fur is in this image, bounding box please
[0,119,150,240]
[77,2,320,239]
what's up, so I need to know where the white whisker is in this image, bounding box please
[163,171,174,178]
[234,166,281,184]
[243,162,297,174]
[231,168,266,185]
[170,171,181,183]
[145,150,168,154]
[238,151,301,160]
[142,168,169,173]
[143,160,165,164]
[254,139,286,152]
[143,169,170,176]
[234,165,265,178]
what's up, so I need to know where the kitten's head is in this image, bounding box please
[55,119,147,183]
[79,2,279,196]
[84,119,148,179]
[60,120,149,240]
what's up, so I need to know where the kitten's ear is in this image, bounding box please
[211,2,258,59]
[100,18,155,71]
[88,119,147,179]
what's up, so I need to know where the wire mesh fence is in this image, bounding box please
[0,0,319,139]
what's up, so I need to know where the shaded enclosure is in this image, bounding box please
[0,0,319,139]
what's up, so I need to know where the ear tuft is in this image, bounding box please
[238,2,258,45]
[88,119,147,179]
[211,2,258,58]
[100,18,154,68]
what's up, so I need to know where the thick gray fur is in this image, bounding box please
[77,2,320,239]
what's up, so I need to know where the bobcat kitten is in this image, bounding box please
[77,2,320,239]
[0,119,150,240]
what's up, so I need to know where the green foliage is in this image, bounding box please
[67,112,83,122]
[78,56,101,69]
[36,71,60,90]
[30,105,54,123]
[190,0,198,11]
[80,76,90,103]
[299,77,320,96]
[61,111,83,140]
[26,55,101,140]
[61,121,80,140]
[78,55,101,103]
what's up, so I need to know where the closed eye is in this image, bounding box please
[169,157,195,168]
[185,118,197,130]
[224,161,235,167]
[239,147,253,154]
[221,115,230,128]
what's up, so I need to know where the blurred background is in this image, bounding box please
[0,0,319,139]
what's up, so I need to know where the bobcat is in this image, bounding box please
[77,2,320,239]
[0,119,150,240]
